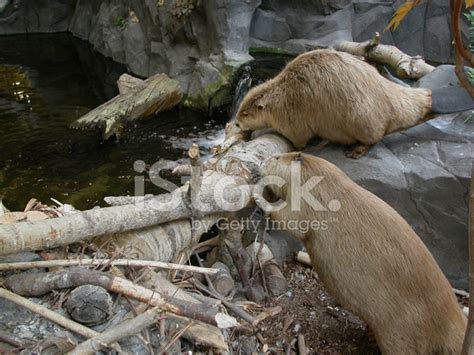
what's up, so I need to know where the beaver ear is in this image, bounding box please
[293,153,303,161]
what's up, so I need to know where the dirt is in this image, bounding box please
[257,260,380,354]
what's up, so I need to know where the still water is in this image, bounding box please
[0,34,222,211]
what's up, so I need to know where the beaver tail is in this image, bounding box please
[430,86,474,114]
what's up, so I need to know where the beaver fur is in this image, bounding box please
[236,49,433,157]
[259,152,466,354]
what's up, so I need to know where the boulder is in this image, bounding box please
[415,65,460,89]
[304,113,473,289]
[0,0,75,34]
[250,8,291,42]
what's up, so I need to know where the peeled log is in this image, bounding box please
[70,73,182,140]
[335,33,434,79]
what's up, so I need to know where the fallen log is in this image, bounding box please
[5,268,236,328]
[70,73,182,140]
[0,133,292,256]
[335,32,434,79]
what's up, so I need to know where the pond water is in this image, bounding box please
[0,34,222,211]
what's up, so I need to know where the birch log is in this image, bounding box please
[70,73,182,140]
[335,33,434,79]
[0,133,292,256]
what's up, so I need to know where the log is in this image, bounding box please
[0,258,219,274]
[335,32,434,79]
[67,307,162,355]
[70,73,183,140]
[117,73,144,95]
[0,134,292,256]
[5,268,236,327]
[295,251,312,266]
[247,242,287,297]
[209,261,235,297]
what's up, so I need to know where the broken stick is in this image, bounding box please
[0,258,219,275]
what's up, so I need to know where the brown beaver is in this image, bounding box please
[235,49,472,158]
[258,152,467,353]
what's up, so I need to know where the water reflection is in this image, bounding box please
[0,34,220,210]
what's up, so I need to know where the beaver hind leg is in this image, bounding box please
[345,144,373,159]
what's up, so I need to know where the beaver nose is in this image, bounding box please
[235,122,240,128]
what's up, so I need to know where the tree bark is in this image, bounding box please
[70,73,182,140]
[462,163,474,354]
[335,33,434,79]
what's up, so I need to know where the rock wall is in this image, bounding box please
[250,0,468,64]
[0,0,469,110]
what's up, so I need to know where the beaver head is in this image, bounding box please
[235,85,272,132]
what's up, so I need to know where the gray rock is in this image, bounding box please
[251,8,291,42]
[424,15,453,64]
[391,1,426,57]
[352,1,394,44]
[0,0,75,34]
[66,285,113,326]
[124,18,149,77]
[305,113,473,289]
[415,65,460,89]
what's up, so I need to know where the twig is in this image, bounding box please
[298,333,307,355]
[67,307,162,355]
[0,259,219,275]
[0,288,121,352]
[462,162,474,354]
[451,0,474,67]
[159,320,194,354]
[0,330,25,348]
[451,0,474,98]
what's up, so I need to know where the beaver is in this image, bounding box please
[235,49,473,158]
[258,152,467,354]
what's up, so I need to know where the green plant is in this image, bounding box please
[114,16,127,29]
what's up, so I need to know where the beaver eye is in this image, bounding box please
[235,122,240,128]
[243,112,248,117]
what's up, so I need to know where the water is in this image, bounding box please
[0,34,222,211]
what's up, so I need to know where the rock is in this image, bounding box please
[415,65,460,89]
[391,0,426,58]
[305,112,473,289]
[0,0,469,109]
[251,9,291,42]
[424,0,455,64]
[0,0,75,34]
[123,14,150,77]
[65,285,113,326]
[352,2,394,45]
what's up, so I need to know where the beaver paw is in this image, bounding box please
[345,144,371,159]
